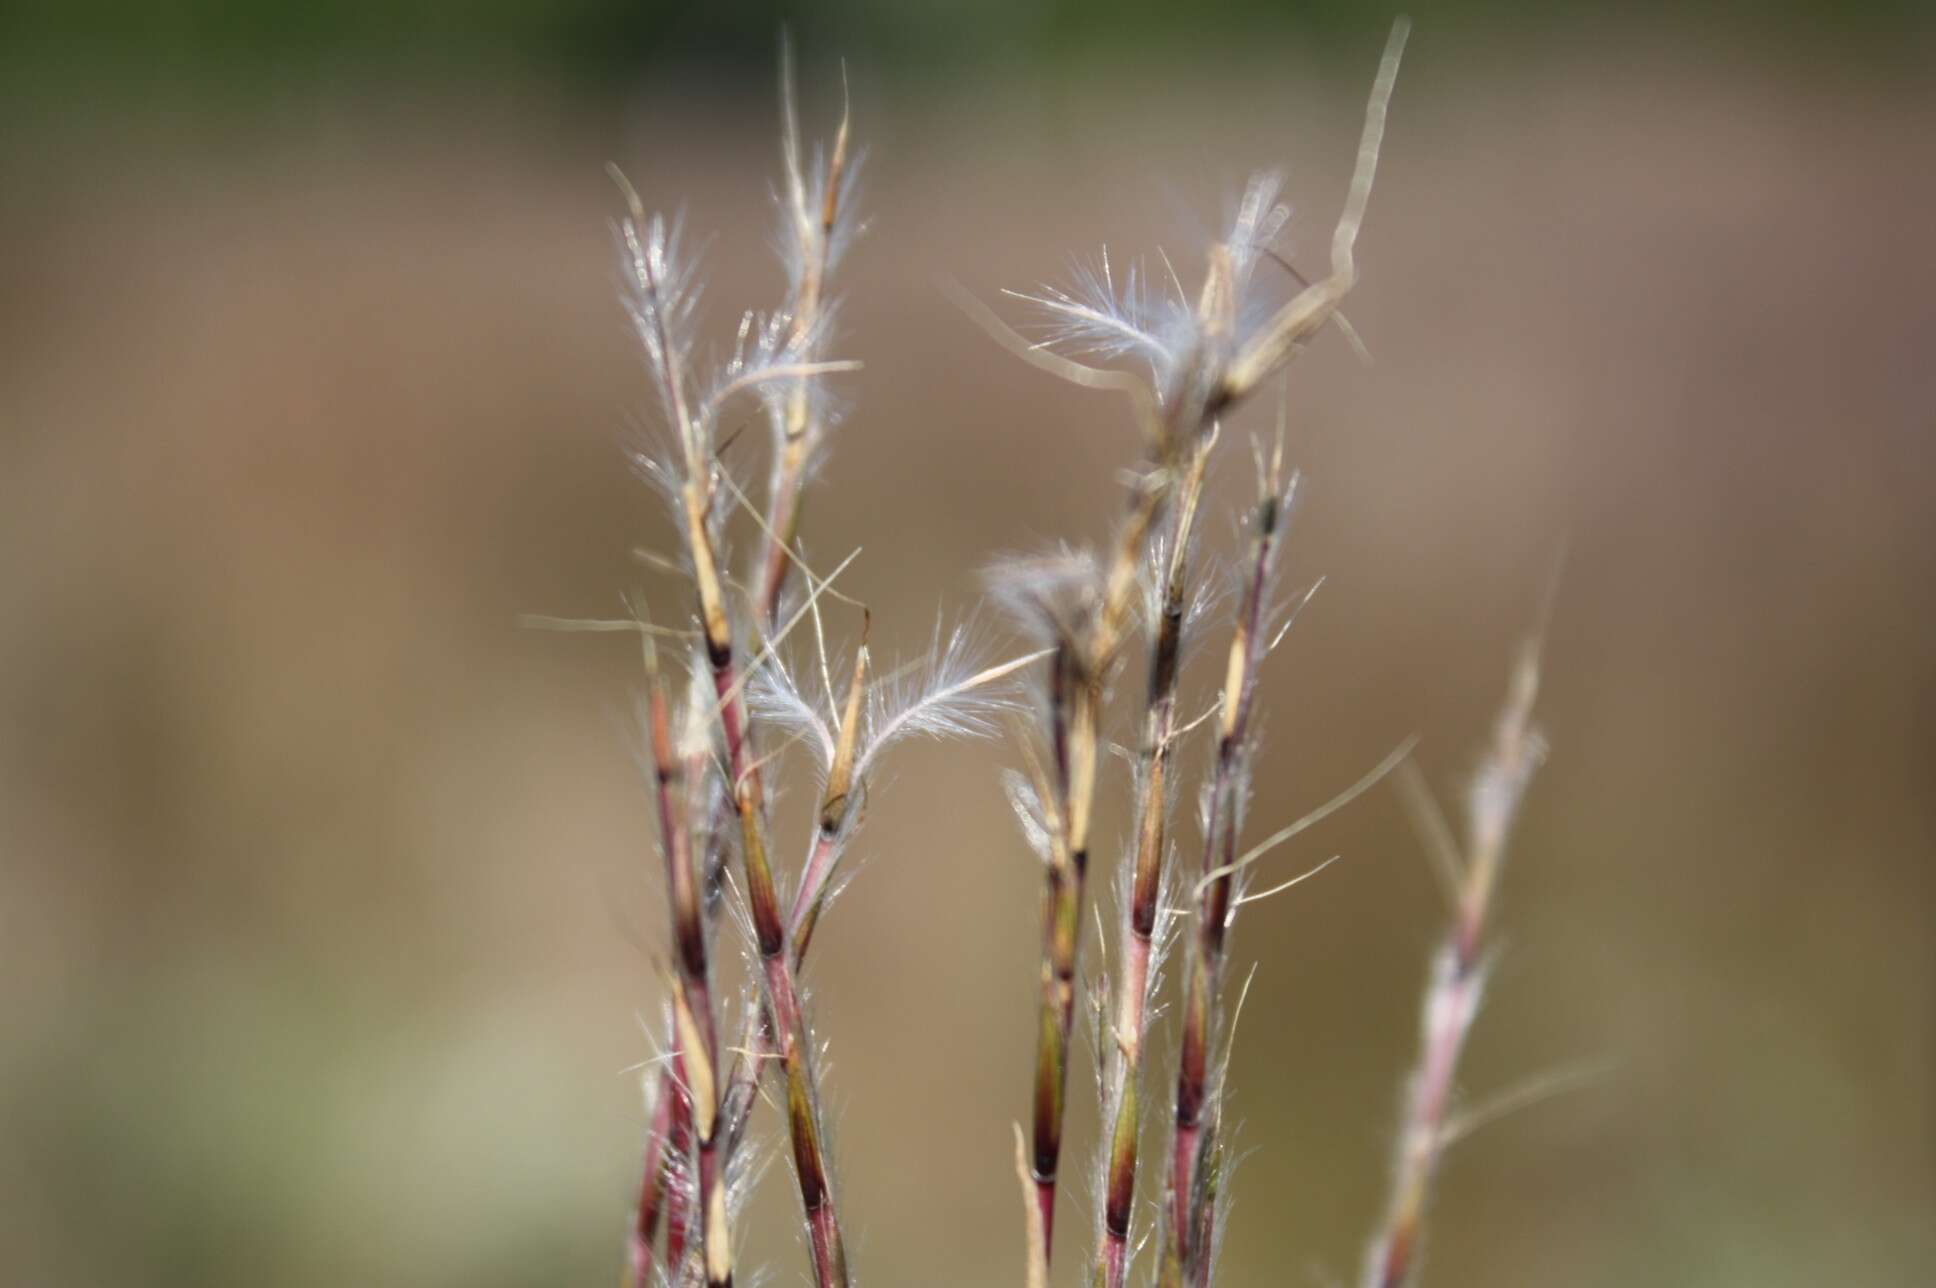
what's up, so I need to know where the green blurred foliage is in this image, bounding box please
[2,0,1928,93]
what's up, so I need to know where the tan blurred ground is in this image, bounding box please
[2,32,1933,1287]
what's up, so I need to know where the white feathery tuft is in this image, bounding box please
[1005,248,1190,383]
[857,619,1035,776]
[1222,171,1291,301]
[1001,769,1055,866]
[616,209,706,434]
[984,548,1105,649]
[748,644,839,770]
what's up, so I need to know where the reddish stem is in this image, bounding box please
[626,1085,675,1286]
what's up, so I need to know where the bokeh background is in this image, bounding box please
[3,3,1932,1285]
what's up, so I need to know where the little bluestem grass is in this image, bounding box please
[544,18,1570,1288]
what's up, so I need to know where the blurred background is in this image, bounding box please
[3,2,1932,1285]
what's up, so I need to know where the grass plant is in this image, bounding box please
[554,20,1566,1287]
